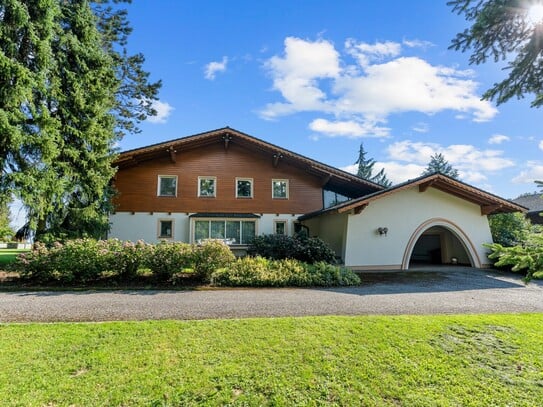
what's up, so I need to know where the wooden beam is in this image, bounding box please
[321,173,332,186]
[273,152,283,167]
[167,146,177,163]
[353,204,368,215]
[222,134,232,150]
[419,180,436,192]
[481,204,501,215]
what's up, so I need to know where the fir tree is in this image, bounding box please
[354,143,392,187]
[449,0,543,108]
[422,153,460,179]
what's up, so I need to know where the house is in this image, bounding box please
[511,193,543,224]
[109,127,525,270]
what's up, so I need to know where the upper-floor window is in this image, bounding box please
[198,176,216,197]
[236,178,253,198]
[158,175,177,197]
[323,189,351,208]
[272,179,289,199]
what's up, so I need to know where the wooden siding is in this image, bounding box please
[113,142,324,214]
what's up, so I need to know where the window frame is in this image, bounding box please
[198,176,217,198]
[158,219,174,239]
[272,179,289,199]
[157,175,178,197]
[273,220,288,235]
[193,218,257,245]
[235,177,254,199]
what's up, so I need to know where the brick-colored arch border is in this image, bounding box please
[401,218,481,270]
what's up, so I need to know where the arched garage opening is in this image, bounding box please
[402,218,481,269]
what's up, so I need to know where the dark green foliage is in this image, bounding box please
[488,212,532,246]
[0,200,13,241]
[0,1,160,241]
[354,143,392,187]
[248,234,337,264]
[422,153,459,178]
[211,257,361,287]
[449,0,543,108]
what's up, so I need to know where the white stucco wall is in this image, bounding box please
[109,212,302,243]
[342,187,493,269]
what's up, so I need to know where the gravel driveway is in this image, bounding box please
[1,267,542,322]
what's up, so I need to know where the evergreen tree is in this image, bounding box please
[0,1,160,241]
[0,200,14,241]
[354,143,392,187]
[422,153,460,179]
[449,0,543,107]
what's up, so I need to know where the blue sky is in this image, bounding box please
[124,0,542,200]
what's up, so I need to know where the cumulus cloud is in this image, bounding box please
[412,122,429,133]
[204,56,228,80]
[488,134,510,144]
[539,140,543,151]
[512,161,543,184]
[260,37,497,137]
[146,100,174,124]
[309,118,390,138]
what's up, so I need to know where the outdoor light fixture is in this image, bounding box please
[377,227,388,236]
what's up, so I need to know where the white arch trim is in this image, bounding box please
[401,218,482,270]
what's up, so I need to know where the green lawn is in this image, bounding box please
[1,314,542,406]
[0,249,27,266]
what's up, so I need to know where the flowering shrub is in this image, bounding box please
[211,257,360,287]
[143,241,194,279]
[193,239,235,282]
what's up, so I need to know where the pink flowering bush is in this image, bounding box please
[142,241,195,279]
[193,239,235,282]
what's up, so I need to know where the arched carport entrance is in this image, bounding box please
[402,218,481,270]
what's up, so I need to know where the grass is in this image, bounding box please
[0,314,542,406]
[0,249,27,266]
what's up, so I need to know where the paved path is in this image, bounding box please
[1,267,542,322]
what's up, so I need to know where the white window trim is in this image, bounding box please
[274,219,288,235]
[235,177,254,198]
[157,175,178,197]
[191,217,258,245]
[158,218,174,239]
[198,176,217,197]
[272,179,289,199]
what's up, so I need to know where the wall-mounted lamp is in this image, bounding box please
[377,227,388,236]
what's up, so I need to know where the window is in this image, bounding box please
[158,219,173,239]
[323,189,351,208]
[198,176,216,197]
[194,219,256,244]
[158,175,177,197]
[236,178,253,198]
[272,179,289,199]
[274,220,287,235]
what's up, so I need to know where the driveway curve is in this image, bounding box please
[1,267,542,322]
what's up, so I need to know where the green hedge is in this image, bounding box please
[211,256,360,287]
[248,234,337,263]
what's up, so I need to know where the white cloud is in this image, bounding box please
[412,122,429,133]
[539,140,543,151]
[488,134,510,144]
[402,39,434,49]
[512,161,543,184]
[146,100,174,124]
[204,56,228,80]
[260,36,497,136]
[309,118,390,138]
[375,161,426,184]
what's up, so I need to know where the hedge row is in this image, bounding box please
[13,239,234,284]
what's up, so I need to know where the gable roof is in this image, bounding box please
[113,127,384,198]
[299,173,527,220]
[512,193,543,214]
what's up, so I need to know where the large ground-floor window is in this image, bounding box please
[194,219,256,244]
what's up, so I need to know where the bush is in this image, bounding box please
[485,232,543,281]
[143,241,194,280]
[488,213,533,247]
[211,256,360,287]
[248,234,336,264]
[193,239,235,282]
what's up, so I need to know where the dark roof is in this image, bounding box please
[189,213,261,218]
[512,193,543,213]
[113,127,383,198]
[299,172,527,221]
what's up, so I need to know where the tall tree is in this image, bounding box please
[0,200,13,241]
[422,153,460,179]
[354,143,392,187]
[449,0,543,107]
[0,0,160,241]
